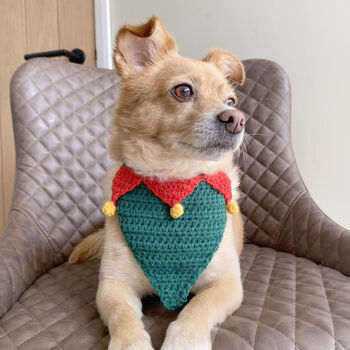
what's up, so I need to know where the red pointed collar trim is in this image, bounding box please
[111,166,232,207]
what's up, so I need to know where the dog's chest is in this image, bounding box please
[116,181,227,310]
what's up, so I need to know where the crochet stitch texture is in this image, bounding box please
[111,166,231,310]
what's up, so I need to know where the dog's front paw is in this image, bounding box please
[108,330,154,350]
[161,320,211,350]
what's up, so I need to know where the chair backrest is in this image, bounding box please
[9,57,305,264]
[237,59,306,248]
[10,58,119,264]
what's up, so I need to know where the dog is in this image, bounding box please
[70,16,245,350]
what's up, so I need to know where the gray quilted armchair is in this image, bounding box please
[1,58,349,350]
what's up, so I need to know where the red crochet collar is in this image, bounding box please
[110,166,232,207]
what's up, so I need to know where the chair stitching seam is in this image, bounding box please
[273,191,307,249]
[252,250,276,348]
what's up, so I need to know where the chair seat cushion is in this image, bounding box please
[1,244,349,350]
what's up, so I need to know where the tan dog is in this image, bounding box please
[70,16,245,350]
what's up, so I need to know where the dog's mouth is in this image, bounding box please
[178,126,245,158]
[180,141,232,152]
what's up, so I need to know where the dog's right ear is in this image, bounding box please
[114,16,178,78]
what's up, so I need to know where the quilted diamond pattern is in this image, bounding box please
[236,59,350,276]
[10,58,118,263]
[1,244,350,350]
[215,244,350,350]
[1,58,118,317]
[236,59,306,247]
[0,261,108,350]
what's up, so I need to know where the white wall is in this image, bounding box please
[109,0,350,229]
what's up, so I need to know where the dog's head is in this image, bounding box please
[110,16,245,179]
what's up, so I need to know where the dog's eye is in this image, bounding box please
[226,97,237,107]
[172,84,193,100]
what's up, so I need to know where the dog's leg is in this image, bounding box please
[233,211,244,255]
[97,279,154,350]
[161,275,243,350]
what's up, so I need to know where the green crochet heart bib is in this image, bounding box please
[117,181,227,310]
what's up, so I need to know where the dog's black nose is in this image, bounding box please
[217,110,245,134]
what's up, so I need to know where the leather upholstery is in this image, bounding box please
[1,244,350,349]
[1,57,349,349]
[276,191,350,276]
[1,59,117,317]
[237,60,350,276]
[237,59,304,246]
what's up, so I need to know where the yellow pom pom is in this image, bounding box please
[102,201,116,216]
[226,201,239,215]
[170,203,184,219]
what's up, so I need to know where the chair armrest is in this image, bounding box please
[275,192,350,276]
[0,209,55,317]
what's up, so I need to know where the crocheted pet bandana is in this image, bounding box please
[103,166,239,217]
[102,166,239,310]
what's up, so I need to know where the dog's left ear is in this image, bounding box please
[203,49,245,85]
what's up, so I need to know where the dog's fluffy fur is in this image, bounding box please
[70,16,245,350]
